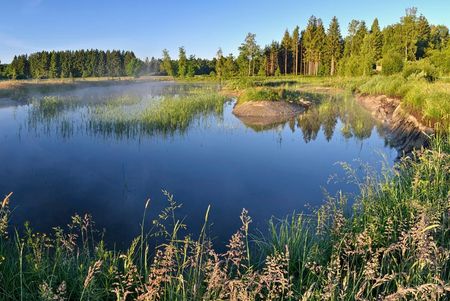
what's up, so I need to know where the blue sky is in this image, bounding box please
[1,0,449,63]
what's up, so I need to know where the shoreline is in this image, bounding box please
[356,93,434,154]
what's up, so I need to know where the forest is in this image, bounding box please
[1,7,449,81]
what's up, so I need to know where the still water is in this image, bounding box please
[0,81,397,247]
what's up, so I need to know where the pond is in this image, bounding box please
[0,80,398,248]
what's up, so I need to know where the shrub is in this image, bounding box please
[381,52,404,75]
[402,59,438,82]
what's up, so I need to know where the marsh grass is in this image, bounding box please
[23,88,227,139]
[0,133,448,300]
[89,92,227,137]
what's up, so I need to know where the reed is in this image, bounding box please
[0,133,448,300]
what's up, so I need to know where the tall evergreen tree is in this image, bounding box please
[178,47,187,77]
[281,29,291,75]
[370,18,383,61]
[326,16,343,75]
[292,26,300,75]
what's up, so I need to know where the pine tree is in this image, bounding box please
[326,16,343,75]
[313,19,326,75]
[292,26,300,75]
[303,16,318,75]
[370,18,383,61]
[49,51,60,78]
[281,29,291,75]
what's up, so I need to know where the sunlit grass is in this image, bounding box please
[89,92,227,137]
[0,134,448,300]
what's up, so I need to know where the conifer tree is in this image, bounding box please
[292,26,300,75]
[326,16,343,75]
[178,47,187,77]
[281,30,291,75]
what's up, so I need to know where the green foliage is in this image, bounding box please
[403,59,438,82]
[177,47,187,77]
[125,58,143,78]
[161,49,174,76]
[381,52,404,75]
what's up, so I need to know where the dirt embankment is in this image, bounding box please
[356,94,434,154]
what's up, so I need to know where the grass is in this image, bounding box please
[237,88,282,103]
[356,75,450,128]
[224,75,450,130]
[0,133,448,300]
[89,91,227,137]
[22,87,227,138]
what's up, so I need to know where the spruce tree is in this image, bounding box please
[326,16,343,75]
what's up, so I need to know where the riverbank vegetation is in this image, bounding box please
[0,134,448,300]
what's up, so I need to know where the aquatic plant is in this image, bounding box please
[89,92,227,137]
[0,134,448,300]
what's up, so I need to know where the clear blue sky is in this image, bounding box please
[1,0,449,63]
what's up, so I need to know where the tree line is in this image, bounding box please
[217,7,449,78]
[160,8,449,79]
[2,50,150,79]
[1,8,449,80]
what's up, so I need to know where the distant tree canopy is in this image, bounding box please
[1,7,449,80]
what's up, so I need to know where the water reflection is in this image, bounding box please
[235,92,384,145]
[0,81,399,247]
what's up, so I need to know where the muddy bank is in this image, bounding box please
[356,94,434,154]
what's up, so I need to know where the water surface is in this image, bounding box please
[0,81,397,247]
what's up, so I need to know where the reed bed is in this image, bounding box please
[88,92,226,137]
[0,133,448,300]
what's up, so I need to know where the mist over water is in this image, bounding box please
[0,81,398,248]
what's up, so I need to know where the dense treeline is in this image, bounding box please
[5,50,134,79]
[163,7,448,79]
[2,50,165,80]
[213,7,449,79]
[1,8,449,81]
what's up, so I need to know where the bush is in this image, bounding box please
[402,59,438,82]
[381,52,404,75]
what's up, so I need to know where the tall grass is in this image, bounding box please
[229,75,450,129]
[0,133,448,300]
[357,75,450,127]
[89,92,226,137]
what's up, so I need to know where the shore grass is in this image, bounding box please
[0,134,448,300]
[223,75,450,130]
